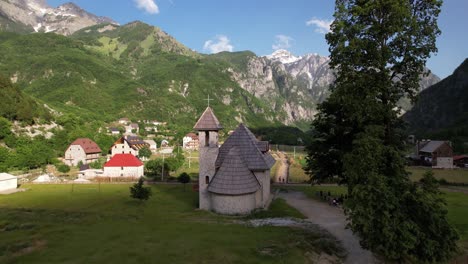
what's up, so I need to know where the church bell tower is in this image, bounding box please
[193,107,223,210]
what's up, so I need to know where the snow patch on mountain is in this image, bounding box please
[266,49,302,64]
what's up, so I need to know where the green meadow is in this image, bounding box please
[0,184,341,264]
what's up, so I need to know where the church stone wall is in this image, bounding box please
[199,131,219,210]
[211,193,256,215]
[253,171,270,208]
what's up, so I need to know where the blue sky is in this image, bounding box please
[48,0,468,79]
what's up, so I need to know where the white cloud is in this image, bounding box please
[306,17,333,34]
[134,0,159,14]
[203,35,234,54]
[272,35,293,50]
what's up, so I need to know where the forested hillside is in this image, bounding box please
[404,59,468,153]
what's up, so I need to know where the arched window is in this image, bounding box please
[205,176,210,184]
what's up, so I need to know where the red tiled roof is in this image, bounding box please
[104,154,143,167]
[69,138,102,154]
[453,155,468,161]
[185,132,198,140]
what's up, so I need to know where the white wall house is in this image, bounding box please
[144,139,157,153]
[0,173,17,192]
[64,138,102,166]
[183,133,199,150]
[110,136,149,157]
[103,154,144,178]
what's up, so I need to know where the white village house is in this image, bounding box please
[143,139,158,153]
[110,136,149,157]
[183,132,199,150]
[0,173,17,192]
[103,154,144,178]
[194,107,275,215]
[64,138,102,166]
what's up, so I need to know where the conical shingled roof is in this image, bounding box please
[193,107,223,131]
[208,147,260,195]
[216,123,274,171]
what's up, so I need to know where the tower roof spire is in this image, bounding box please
[193,107,223,131]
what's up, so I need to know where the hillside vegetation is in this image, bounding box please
[405,59,468,153]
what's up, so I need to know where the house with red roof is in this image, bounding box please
[103,154,144,178]
[64,138,102,166]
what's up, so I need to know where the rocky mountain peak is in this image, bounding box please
[266,49,302,64]
[0,0,118,35]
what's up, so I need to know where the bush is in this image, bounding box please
[57,164,70,173]
[178,172,190,191]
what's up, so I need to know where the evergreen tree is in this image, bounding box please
[178,172,191,191]
[130,178,152,201]
[305,0,458,261]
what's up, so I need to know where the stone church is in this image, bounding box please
[194,107,275,215]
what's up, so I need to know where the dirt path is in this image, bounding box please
[275,151,289,183]
[278,191,377,264]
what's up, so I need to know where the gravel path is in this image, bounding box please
[278,191,377,264]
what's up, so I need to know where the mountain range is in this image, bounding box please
[0,0,441,134]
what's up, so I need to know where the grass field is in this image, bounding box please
[407,167,468,183]
[0,184,342,263]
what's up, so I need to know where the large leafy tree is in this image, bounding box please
[305,0,458,261]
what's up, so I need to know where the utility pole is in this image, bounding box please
[161,154,165,182]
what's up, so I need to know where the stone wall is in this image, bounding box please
[211,193,256,215]
[198,131,219,210]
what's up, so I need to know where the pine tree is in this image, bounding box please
[130,178,152,201]
[305,0,458,261]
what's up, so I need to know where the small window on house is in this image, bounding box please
[205,132,209,147]
[122,151,124,154]
[121,167,123,170]
[122,145,124,148]
[120,173,123,177]
[205,176,210,184]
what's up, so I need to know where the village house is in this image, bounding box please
[454,155,468,168]
[194,107,275,215]
[183,132,199,150]
[144,139,158,153]
[417,140,454,169]
[118,118,130,125]
[0,173,17,192]
[125,123,139,134]
[64,138,102,166]
[78,164,103,179]
[103,154,144,178]
[109,127,120,135]
[110,136,149,157]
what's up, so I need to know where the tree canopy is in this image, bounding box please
[305,0,458,261]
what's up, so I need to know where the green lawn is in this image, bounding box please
[407,167,468,184]
[0,184,340,263]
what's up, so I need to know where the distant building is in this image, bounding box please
[64,138,102,166]
[103,154,144,178]
[454,155,468,168]
[183,132,199,150]
[119,118,130,125]
[110,136,149,157]
[0,173,17,192]
[109,127,120,135]
[417,140,453,169]
[144,139,158,153]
